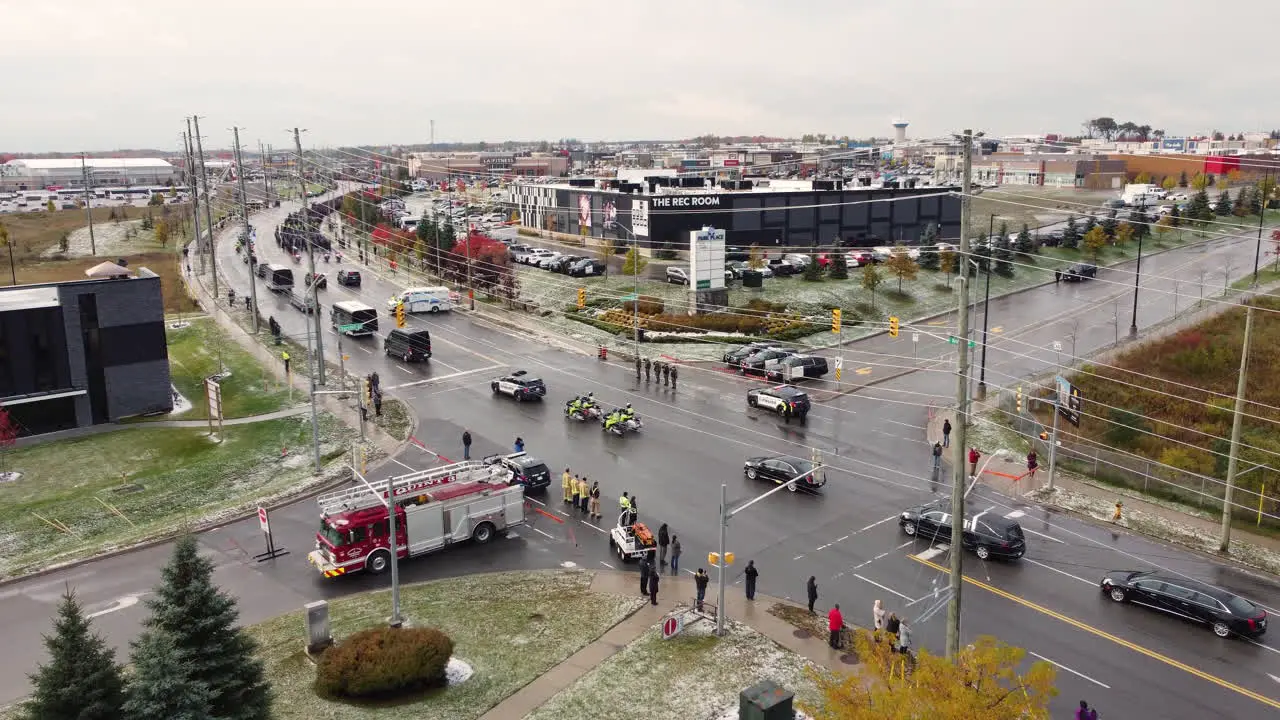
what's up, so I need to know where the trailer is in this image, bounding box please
[608,509,657,563]
[308,461,525,577]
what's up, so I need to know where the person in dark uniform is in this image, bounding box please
[635,356,641,380]
[662,363,670,386]
[744,560,759,600]
[648,569,660,605]
[670,365,678,388]
[643,357,652,381]
[639,556,651,596]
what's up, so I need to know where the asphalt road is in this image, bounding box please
[2,196,1278,718]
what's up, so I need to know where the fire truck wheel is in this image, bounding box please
[473,522,496,544]
[366,550,391,575]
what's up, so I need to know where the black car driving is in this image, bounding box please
[1060,263,1097,282]
[899,501,1025,560]
[743,455,826,492]
[1100,570,1267,638]
[482,451,552,492]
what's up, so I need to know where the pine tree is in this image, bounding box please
[802,253,823,281]
[141,537,271,720]
[1188,188,1212,221]
[25,588,126,720]
[1014,224,1034,256]
[972,238,991,275]
[1060,216,1080,250]
[1100,209,1119,240]
[1249,184,1264,216]
[1179,170,1189,188]
[1215,189,1232,216]
[1128,207,1150,240]
[828,251,849,279]
[123,630,213,720]
[1082,215,1098,237]
[917,243,940,271]
[1169,205,1182,228]
[1232,187,1250,216]
[993,233,1014,277]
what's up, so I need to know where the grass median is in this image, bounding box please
[161,317,297,420]
[0,413,353,579]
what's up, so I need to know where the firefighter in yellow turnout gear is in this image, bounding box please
[562,468,574,504]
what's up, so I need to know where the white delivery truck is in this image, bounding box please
[387,286,455,314]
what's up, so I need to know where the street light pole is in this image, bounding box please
[293,127,326,385]
[1129,197,1147,338]
[233,127,259,333]
[1219,305,1255,552]
[977,212,996,397]
[351,467,403,627]
[1253,168,1271,288]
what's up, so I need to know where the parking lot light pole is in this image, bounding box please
[1129,198,1147,338]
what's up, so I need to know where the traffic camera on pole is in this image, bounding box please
[889,316,900,337]
[831,308,841,333]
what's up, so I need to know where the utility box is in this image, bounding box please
[305,600,333,654]
[741,271,763,288]
[739,679,793,720]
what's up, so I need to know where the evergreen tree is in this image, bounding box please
[123,630,213,720]
[1128,207,1151,240]
[1215,189,1232,217]
[917,243,940,271]
[1178,170,1189,188]
[1249,184,1264,215]
[1187,188,1212,221]
[25,588,126,720]
[1060,216,1080,250]
[920,222,938,247]
[996,221,1009,248]
[1169,205,1182,228]
[802,253,823,281]
[141,537,271,720]
[1014,224,1034,255]
[1082,214,1098,237]
[1100,209,1119,240]
[1232,187,1251,216]
[828,251,849,279]
[971,234,991,274]
[993,233,1014,277]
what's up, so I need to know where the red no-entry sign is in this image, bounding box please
[662,615,684,640]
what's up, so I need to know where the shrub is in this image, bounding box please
[315,626,454,700]
[622,295,664,315]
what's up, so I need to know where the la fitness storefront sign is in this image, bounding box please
[650,195,723,209]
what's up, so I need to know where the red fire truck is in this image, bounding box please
[308,461,526,578]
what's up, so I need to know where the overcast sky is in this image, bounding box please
[3,0,1277,153]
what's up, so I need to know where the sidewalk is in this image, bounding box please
[478,570,852,720]
[926,407,1280,557]
[12,406,312,449]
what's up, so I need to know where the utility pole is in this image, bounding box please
[1219,305,1254,552]
[976,213,995,398]
[80,154,97,256]
[233,127,259,333]
[1253,168,1271,287]
[1047,385,1061,491]
[294,127,326,385]
[258,140,271,202]
[183,127,205,275]
[1129,197,1146,337]
[192,116,219,300]
[946,129,975,660]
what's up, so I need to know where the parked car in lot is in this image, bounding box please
[549,255,583,273]
[899,501,1026,560]
[739,348,796,375]
[723,342,779,368]
[743,454,826,492]
[1100,570,1267,638]
[569,258,606,277]
[727,261,772,278]
[1060,263,1097,282]
[767,258,800,276]
[666,267,690,284]
[336,269,361,287]
[536,252,564,269]
[765,355,829,382]
[507,243,532,261]
[524,248,556,265]
[845,251,877,267]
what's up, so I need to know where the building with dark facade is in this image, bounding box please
[0,272,172,436]
[509,179,960,252]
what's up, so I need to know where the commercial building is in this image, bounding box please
[0,158,177,191]
[970,154,1128,189]
[409,152,569,180]
[510,178,960,251]
[0,272,172,436]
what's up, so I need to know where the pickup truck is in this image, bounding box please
[288,290,317,314]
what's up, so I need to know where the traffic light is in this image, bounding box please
[577,288,586,309]
[395,302,406,329]
[1016,386,1024,413]
[364,378,373,403]
[831,308,841,333]
[889,316,900,338]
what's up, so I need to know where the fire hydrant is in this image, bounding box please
[1112,501,1123,522]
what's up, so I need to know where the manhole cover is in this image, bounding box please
[792,629,812,639]
[839,653,857,665]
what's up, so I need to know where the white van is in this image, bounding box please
[387,286,454,314]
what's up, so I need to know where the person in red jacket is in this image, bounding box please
[968,447,981,478]
[828,603,844,649]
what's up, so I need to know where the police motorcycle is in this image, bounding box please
[602,404,642,435]
[565,393,602,421]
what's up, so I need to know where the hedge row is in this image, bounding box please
[315,626,454,700]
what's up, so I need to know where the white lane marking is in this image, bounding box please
[794,554,806,560]
[557,510,572,517]
[88,595,141,618]
[1269,672,1280,683]
[600,561,616,569]
[857,514,899,534]
[915,546,947,561]
[389,458,417,471]
[1028,651,1112,689]
[429,357,461,373]
[357,346,373,354]
[1023,558,1095,587]
[396,364,415,375]
[1004,510,1025,519]
[581,521,608,535]
[836,535,850,542]
[531,527,556,540]
[895,540,912,549]
[1020,526,1066,544]
[816,543,832,551]
[853,574,913,602]
[525,497,546,507]
[387,364,502,390]
[1250,643,1280,658]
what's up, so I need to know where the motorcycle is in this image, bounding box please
[602,413,642,435]
[565,401,602,422]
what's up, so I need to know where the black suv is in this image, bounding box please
[746,385,811,421]
[765,355,829,382]
[723,342,778,368]
[739,348,795,375]
[1060,263,1097,282]
[384,329,431,362]
[336,269,361,287]
[1101,570,1267,638]
[491,370,547,401]
[899,502,1025,560]
[482,451,552,492]
[569,258,606,277]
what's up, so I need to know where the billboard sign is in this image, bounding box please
[1055,375,1082,427]
[681,159,710,168]
[577,193,592,228]
[602,200,618,230]
[632,200,649,237]
[689,226,726,290]
[1161,137,1187,152]
[723,159,741,167]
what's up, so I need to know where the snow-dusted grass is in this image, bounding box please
[42,217,167,258]
[1029,485,1280,576]
[0,414,353,579]
[247,570,644,720]
[162,318,296,419]
[526,613,819,720]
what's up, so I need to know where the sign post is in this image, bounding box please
[204,376,224,438]
[661,614,685,640]
[252,506,289,562]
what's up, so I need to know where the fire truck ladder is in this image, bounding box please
[319,460,494,515]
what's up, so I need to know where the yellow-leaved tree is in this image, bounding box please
[803,631,1057,720]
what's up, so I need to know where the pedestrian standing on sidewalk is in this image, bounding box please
[589,480,601,518]
[942,418,952,447]
[694,568,709,609]
[744,560,759,600]
[670,536,681,575]
[514,436,524,453]
[462,429,473,460]
[807,576,818,614]
[373,389,383,417]
[1026,449,1039,481]
[828,604,843,649]
[281,351,291,375]
[639,556,651,596]
[968,447,981,478]
[671,365,677,388]
[657,523,670,566]
[571,474,581,509]
[562,468,573,504]
[885,612,901,642]
[932,442,943,473]
[648,568,660,605]
[873,599,886,641]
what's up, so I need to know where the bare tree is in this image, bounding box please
[1222,258,1237,295]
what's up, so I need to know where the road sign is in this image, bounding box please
[912,332,920,343]
[1055,375,1082,427]
[338,323,363,333]
[948,336,976,348]
[833,357,844,371]
[257,506,270,534]
[1052,341,1063,352]
[662,614,685,640]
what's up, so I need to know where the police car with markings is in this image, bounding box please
[490,370,547,402]
[745,384,810,421]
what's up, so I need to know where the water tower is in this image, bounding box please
[892,119,909,144]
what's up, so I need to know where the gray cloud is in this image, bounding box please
[2,0,1275,152]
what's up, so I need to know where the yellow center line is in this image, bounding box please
[908,555,1280,710]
